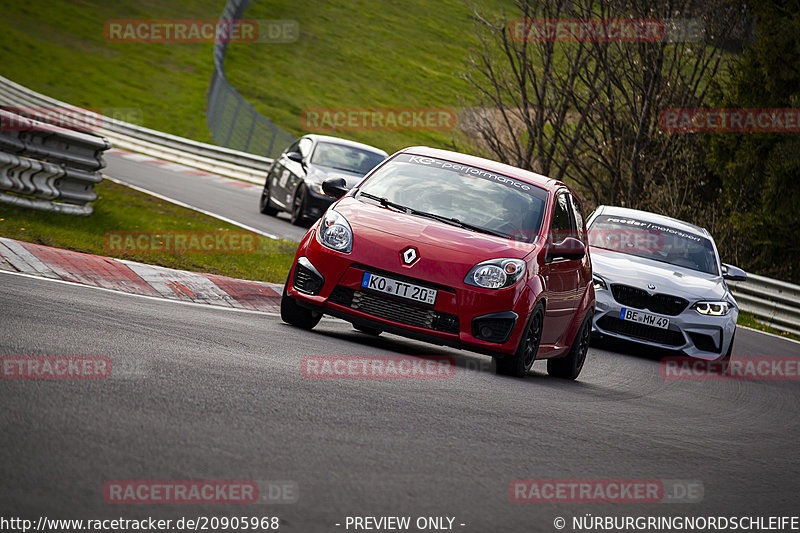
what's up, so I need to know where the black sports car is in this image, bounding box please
[259,134,387,225]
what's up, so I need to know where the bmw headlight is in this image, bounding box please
[318,210,353,253]
[693,301,731,316]
[465,259,526,289]
[593,274,608,291]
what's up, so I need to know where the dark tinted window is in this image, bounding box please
[550,193,575,242]
[569,194,586,243]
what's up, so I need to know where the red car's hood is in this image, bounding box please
[335,197,537,261]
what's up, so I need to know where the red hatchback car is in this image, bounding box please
[281,147,595,379]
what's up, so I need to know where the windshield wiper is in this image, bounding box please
[358,191,410,213]
[359,191,509,238]
[412,210,510,239]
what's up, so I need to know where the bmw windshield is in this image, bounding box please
[588,214,718,275]
[355,153,548,243]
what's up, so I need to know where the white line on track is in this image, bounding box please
[737,325,800,346]
[103,174,281,240]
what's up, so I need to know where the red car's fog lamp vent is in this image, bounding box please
[294,263,324,295]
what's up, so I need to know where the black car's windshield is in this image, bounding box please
[588,214,719,275]
[356,153,548,243]
[311,142,385,174]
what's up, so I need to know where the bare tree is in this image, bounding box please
[463,0,747,212]
[462,0,604,182]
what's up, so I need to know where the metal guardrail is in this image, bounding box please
[729,274,800,337]
[0,109,110,215]
[206,0,295,159]
[0,75,272,184]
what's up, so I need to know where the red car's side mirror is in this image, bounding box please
[547,237,586,262]
[321,177,349,199]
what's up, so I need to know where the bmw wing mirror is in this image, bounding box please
[321,177,349,199]
[547,237,586,262]
[722,263,747,282]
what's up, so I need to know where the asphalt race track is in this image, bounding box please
[3,153,800,531]
[2,272,799,532]
[104,152,308,242]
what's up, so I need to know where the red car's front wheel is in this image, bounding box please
[496,303,544,378]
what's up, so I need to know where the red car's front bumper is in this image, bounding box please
[285,223,540,358]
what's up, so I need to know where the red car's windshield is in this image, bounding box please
[357,153,548,243]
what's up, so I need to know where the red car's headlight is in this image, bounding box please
[318,210,353,253]
[465,258,526,289]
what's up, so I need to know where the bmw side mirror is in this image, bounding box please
[321,177,349,199]
[547,237,586,261]
[722,263,747,282]
[285,151,304,164]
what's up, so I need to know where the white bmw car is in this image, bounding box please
[587,206,747,360]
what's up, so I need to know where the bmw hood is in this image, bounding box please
[590,248,731,302]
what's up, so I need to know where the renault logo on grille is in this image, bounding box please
[402,247,419,266]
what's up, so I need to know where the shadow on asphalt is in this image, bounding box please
[293,322,666,396]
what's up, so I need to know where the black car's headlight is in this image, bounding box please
[464,259,526,289]
[692,301,731,316]
[318,210,353,253]
[305,169,327,195]
[308,181,325,195]
[593,274,608,291]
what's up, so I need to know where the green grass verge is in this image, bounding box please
[737,311,800,342]
[224,0,511,154]
[0,0,225,143]
[0,180,297,284]
[0,0,511,155]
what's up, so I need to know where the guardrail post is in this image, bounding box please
[243,107,257,152]
[224,97,243,147]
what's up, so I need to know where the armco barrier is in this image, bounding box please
[728,274,800,337]
[0,75,272,184]
[0,109,109,215]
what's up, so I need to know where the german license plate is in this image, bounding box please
[361,272,437,306]
[619,307,669,329]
